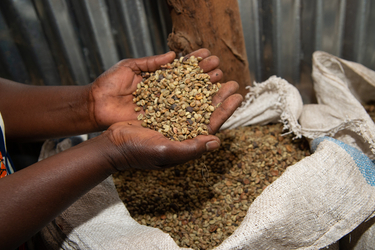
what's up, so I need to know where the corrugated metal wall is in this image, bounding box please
[239,0,375,102]
[0,0,171,86]
[1,0,374,103]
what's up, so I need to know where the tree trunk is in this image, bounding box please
[166,0,251,97]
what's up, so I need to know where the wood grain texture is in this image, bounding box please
[166,0,251,97]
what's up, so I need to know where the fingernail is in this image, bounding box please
[206,140,220,151]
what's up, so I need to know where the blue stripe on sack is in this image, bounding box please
[311,137,375,186]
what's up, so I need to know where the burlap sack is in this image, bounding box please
[298,51,375,159]
[38,51,375,249]
[215,137,375,249]
[220,75,303,133]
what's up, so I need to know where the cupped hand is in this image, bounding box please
[185,50,243,133]
[103,120,221,171]
[89,49,225,130]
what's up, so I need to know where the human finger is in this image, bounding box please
[184,49,220,73]
[198,55,220,73]
[119,51,176,74]
[207,68,223,83]
[208,89,243,134]
[212,81,240,106]
[185,48,211,60]
[156,135,221,168]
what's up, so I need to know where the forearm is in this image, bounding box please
[0,133,117,249]
[0,78,98,141]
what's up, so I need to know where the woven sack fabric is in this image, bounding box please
[39,51,375,249]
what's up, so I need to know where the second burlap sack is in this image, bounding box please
[217,51,375,249]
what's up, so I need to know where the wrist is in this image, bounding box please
[92,130,126,174]
[85,84,103,132]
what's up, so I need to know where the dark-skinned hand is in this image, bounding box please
[89,48,242,134]
[103,90,242,172]
[102,120,219,171]
[91,48,243,171]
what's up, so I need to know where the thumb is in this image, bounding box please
[162,135,220,166]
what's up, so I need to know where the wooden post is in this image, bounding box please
[166,0,251,97]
